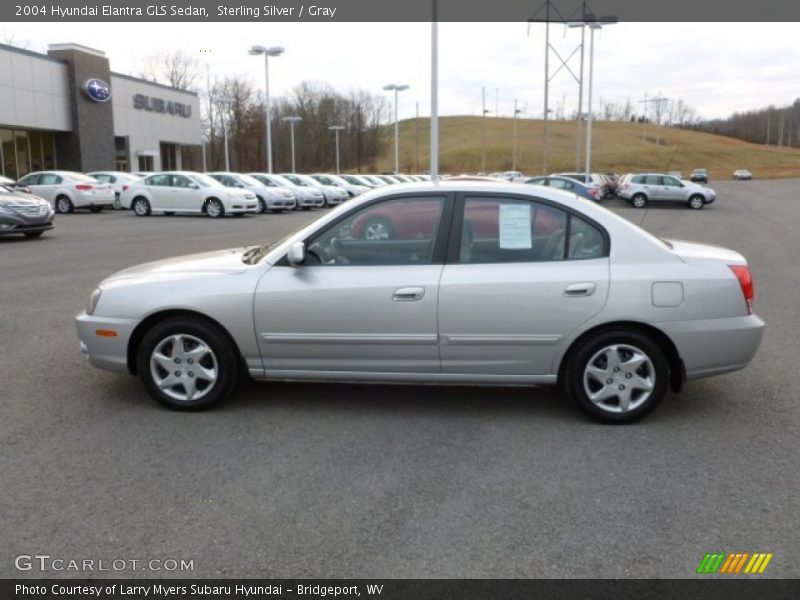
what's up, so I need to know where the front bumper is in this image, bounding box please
[656,314,764,379]
[0,215,54,235]
[75,312,138,373]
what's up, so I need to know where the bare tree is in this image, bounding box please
[138,49,201,92]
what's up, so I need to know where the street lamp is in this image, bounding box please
[569,16,616,182]
[249,44,284,173]
[512,99,522,171]
[217,97,233,171]
[282,116,302,172]
[383,83,409,173]
[329,125,345,174]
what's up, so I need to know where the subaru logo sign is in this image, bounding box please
[82,78,111,103]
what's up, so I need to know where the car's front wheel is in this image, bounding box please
[564,329,669,423]
[137,317,239,410]
[631,194,647,209]
[256,196,267,214]
[205,198,224,218]
[688,195,705,210]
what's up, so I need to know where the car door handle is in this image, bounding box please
[564,282,596,297]
[393,287,425,301]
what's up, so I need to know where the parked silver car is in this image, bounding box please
[87,171,142,209]
[0,185,54,238]
[281,173,348,207]
[120,172,258,218]
[618,173,716,209]
[250,173,324,210]
[15,171,115,213]
[309,173,369,197]
[76,181,763,423]
[208,172,296,213]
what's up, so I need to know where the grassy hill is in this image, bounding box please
[373,116,800,178]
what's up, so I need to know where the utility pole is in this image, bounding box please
[766,112,771,145]
[574,19,586,171]
[495,88,499,117]
[482,85,488,173]
[415,101,420,173]
[512,99,521,171]
[542,0,550,174]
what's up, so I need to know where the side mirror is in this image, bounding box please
[287,241,306,266]
[188,183,199,189]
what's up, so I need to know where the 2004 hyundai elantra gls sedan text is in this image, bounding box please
[75,182,764,422]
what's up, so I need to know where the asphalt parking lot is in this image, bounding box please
[2,180,799,579]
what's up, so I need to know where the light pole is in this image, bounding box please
[218,97,232,171]
[512,99,522,171]
[430,14,439,182]
[580,16,616,182]
[329,125,345,174]
[383,83,409,173]
[282,116,301,172]
[249,44,284,173]
[482,85,491,173]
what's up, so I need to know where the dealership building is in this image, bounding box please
[0,42,202,180]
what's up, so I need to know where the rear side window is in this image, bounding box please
[39,173,61,185]
[631,175,645,184]
[644,175,661,185]
[146,174,171,186]
[568,215,606,260]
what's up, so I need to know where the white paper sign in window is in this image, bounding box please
[499,203,532,249]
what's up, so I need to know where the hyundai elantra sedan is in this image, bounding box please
[76,181,764,422]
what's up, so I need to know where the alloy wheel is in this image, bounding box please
[582,344,655,414]
[149,334,218,403]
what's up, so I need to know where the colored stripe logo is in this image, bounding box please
[697,552,773,574]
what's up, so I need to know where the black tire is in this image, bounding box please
[256,196,267,214]
[113,193,122,210]
[631,194,647,209]
[360,216,396,240]
[688,195,705,210]
[24,231,44,238]
[205,198,224,218]
[136,316,239,411]
[132,197,151,216]
[55,195,74,214]
[563,329,669,424]
[89,206,104,213]
[164,211,175,216]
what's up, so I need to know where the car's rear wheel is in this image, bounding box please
[631,194,647,209]
[688,195,705,210]
[205,198,224,218]
[362,217,395,240]
[137,317,239,411]
[564,329,669,423]
[55,195,74,214]
[132,197,151,216]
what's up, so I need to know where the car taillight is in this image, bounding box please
[589,188,598,197]
[75,184,93,191]
[729,265,754,314]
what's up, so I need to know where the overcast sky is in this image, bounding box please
[4,22,798,121]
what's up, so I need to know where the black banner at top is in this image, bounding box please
[4,0,800,22]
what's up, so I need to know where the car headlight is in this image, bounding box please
[87,288,102,315]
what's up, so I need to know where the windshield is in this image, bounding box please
[282,174,312,187]
[191,174,224,188]
[236,174,263,187]
[313,175,337,185]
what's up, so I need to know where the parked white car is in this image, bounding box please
[87,171,142,209]
[340,174,381,189]
[120,172,258,218]
[208,172,296,213]
[309,173,369,197]
[248,173,324,210]
[281,173,348,207]
[15,171,115,213]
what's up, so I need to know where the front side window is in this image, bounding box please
[18,174,40,186]
[662,176,681,187]
[306,197,445,266]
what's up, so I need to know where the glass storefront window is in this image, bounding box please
[1,129,15,179]
[29,131,44,172]
[42,132,55,170]
[14,130,31,177]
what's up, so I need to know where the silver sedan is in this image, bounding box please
[76,182,764,422]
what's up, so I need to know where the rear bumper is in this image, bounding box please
[75,312,137,373]
[656,314,764,379]
[74,193,115,207]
